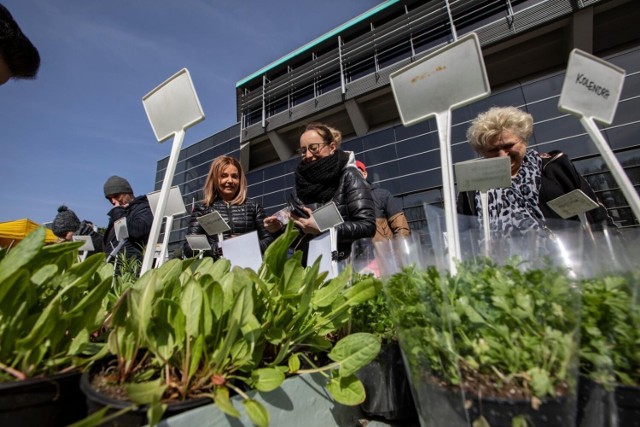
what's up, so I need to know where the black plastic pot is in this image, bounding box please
[0,370,87,426]
[414,376,576,427]
[356,341,419,422]
[80,360,211,427]
[577,376,640,427]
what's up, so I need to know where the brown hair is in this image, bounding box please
[203,156,247,206]
[302,122,341,148]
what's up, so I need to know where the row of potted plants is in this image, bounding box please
[1,223,637,427]
[370,230,639,427]
[0,223,382,427]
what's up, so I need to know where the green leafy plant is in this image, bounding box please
[90,222,381,426]
[384,257,580,404]
[347,274,395,343]
[580,273,640,388]
[0,228,112,381]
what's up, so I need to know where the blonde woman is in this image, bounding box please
[183,155,273,258]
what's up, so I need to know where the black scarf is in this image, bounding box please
[295,150,350,204]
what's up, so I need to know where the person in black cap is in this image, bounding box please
[52,205,104,256]
[0,3,40,85]
[103,175,153,268]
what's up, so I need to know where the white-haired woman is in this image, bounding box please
[457,106,613,234]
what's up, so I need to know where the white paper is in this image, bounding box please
[558,49,625,125]
[546,189,599,219]
[198,211,231,236]
[147,186,187,217]
[307,232,334,279]
[186,234,211,251]
[220,231,262,271]
[454,157,511,192]
[72,235,94,251]
[114,217,128,241]
[312,202,344,232]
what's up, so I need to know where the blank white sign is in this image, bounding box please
[147,186,187,217]
[72,235,94,251]
[455,157,511,192]
[312,202,344,232]
[142,68,205,143]
[186,234,211,251]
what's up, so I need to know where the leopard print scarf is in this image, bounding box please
[475,150,545,236]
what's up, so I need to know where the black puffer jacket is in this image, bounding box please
[182,198,274,258]
[292,163,375,260]
[103,195,153,262]
[328,167,376,257]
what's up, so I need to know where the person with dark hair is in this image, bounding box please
[0,3,40,85]
[103,175,153,264]
[263,122,375,261]
[355,160,410,242]
[457,106,615,234]
[52,205,104,256]
[182,155,274,259]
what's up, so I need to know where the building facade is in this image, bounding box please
[155,0,640,254]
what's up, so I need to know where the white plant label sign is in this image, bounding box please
[546,189,599,219]
[558,49,625,125]
[389,32,491,271]
[142,68,205,143]
[140,68,205,274]
[72,235,94,251]
[198,211,230,236]
[114,217,128,241]
[147,186,187,217]
[454,157,511,192]
[390,33,490,126]
[186,234,210,251]
[312,201,344,232]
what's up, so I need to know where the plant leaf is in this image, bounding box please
[326,374,366,405]
[146,398,167,427]
[212,387,240,418]
[328,332,381,377]
[124,378,166,405]
[251,367,285,392]
[243,399,270,427]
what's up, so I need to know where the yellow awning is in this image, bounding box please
[0,218,58,248]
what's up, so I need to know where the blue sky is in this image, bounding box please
[0,0,381,227]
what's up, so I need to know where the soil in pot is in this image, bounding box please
[0,370,87,427]
[80,360,211,427]
[356,341,419,422]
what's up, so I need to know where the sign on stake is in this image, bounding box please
[390,32,490,271]
[558,49,639,224]
[147,185,187,266]
[140,69,205,274]
[455,156,511,252]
